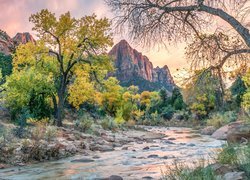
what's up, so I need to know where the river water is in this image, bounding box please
[0,127,225,180]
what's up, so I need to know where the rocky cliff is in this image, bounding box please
[0,30,35,55]
[109,40,175,91]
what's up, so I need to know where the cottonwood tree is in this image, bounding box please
[10,9,113,126]
[186,32,250,99]
[106,0,250,66]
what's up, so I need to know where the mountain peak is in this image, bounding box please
[109,40,175,91]
[13,32,35,46]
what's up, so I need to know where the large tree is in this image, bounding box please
[106,0,250,64]
[11,9,113,126]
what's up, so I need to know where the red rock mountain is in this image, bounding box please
[109,40,175,91]
[0,30,35,55]
[13,32,36,46]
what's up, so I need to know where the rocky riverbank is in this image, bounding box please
[0,123,165,169]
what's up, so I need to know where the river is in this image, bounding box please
[0,126,225,180]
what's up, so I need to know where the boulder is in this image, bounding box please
[212,125,229,140]
[226,122,250,144]
[223,172,245,180]
[201,126,216,135]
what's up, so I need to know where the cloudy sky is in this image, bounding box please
[0,0,187,76]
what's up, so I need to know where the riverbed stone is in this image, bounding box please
[147,154,159,158]
[226,122,250,144]
[71,158,94,163]
[223,171,245,180]
[109,175,123,180]
[143,146,150,150]
[201,126,216,135]
[212,125,229,140]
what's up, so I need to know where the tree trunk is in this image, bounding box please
[56,93,64,127]
[55,75,67,127]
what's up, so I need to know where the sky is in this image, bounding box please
[0,0,188,77]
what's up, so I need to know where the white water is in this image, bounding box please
[0,127,225,180]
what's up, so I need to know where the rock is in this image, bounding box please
[108,40,175,91]
[65,144,77,153]
[92,155,100,159]
[0,164,7,169]
[226,122,250,144]
[161,156,169,159]
[90,144,114,152]
[209,163,234,175]
[187,143,195,147]
[167,138,176,141]
[0,30,35,55]
[223,172,245,180]
[12,32,36,46]
[147,154,159,158]
[142,176,154,179]
[108,175,123,180]
[121,146,128,150]
[164,140,175,144]
[143,146,150,150]
[212,125,229,140]
[71,158,94,163]
[201,126,216,135]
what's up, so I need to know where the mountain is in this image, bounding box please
[13,32,36,46]
[109,40,175,92]
[0,30,35,55]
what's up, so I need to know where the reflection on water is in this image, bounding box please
[0,127,225,180]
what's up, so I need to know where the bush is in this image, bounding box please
[75,114,93,132]
[161,106,174,120]
[45,126,57,142]
[162,160,217,180]
[207,111,237,128]
[217,144,238,165]
[100,116,117,130]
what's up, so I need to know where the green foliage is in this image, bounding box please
[2,68,55,120]
[162,160,217,180]
[171,88,186,110]
[242,69,250,115]
[184,70,220,119]
[44,126,57,142]
[100,116,117,130]
[75,114,94,132]
[206,111,237,128]
[218,145,238,165]
[161,106,174,120]
[0,52,12,81]
[230,76,247,109]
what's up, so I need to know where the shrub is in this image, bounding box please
[45,126,57,142]
[100,116,117,130]
[217,144,238,165]
[162,160,217,180]
[207,111,237,128]
[31,125,45,141]
[75,113,94,133]
[161,106,174,120]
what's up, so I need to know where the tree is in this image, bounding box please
[106,0,250,67]
[0,52,12,82]
[183,69,220,119]
[12,9,113,126]
[99,77,123,116]
[2,67,55,120]
[242,69,250,114]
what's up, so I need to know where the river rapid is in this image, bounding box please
[0,126,225,180]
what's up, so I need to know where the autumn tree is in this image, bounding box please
[8,10,113,126]
[106,0,250,71]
